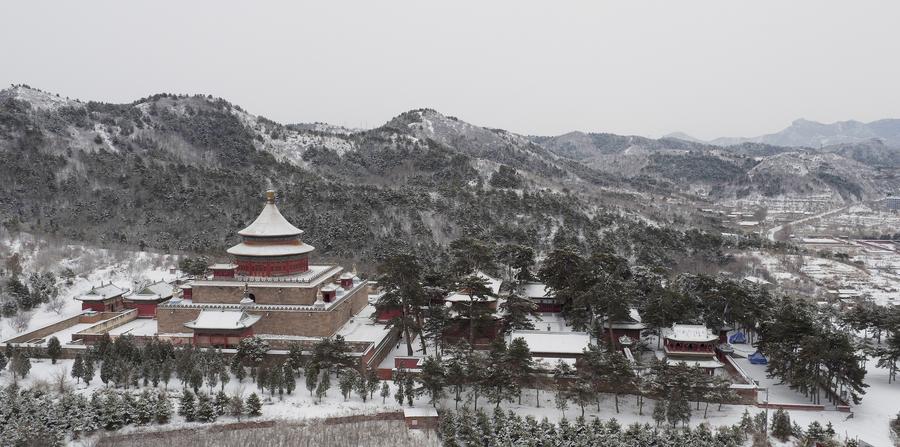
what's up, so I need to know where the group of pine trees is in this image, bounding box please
[438,407,858,447]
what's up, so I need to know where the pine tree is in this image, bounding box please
[155,391,173,424]
[380,381,390,403]
[440,411,459,447]
[282,361,296,395]
[12,352,31,378]
[770,408,792,441]
[354,372,368,402]
[339,370,356,401]
[196,393,216,422]
[315,374,328,403]
[229,395,244,421]
[214,390,230,416]
[257,366,269,393]
[82,357,95,385]
[72,354,85,384]
[47,336,62,364]
[366,368,379,400]
[136,390,155,425]
[160,359,173,390]
[0,351,6,373]
[555,390,569,418]
[246,393,262,417]
[101,392,125,430]
[178,390,196,422]
[404,374,415,406]
[268,365,283,398]
[419,356,446,407]
[305,366,318,396]
[666,393,690,428]
[394,371,406,406]
[652,399,667,428]
[505,337,534,405]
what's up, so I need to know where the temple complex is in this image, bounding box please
[662,323,724,374]
[156,190,370,348]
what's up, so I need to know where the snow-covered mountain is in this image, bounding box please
[708,118,900,148]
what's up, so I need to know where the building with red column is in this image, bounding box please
[184,309,261,348]
[124,281,176,317]
[156,189,371,349]
[662,324,724,374]
[75,284,129,312]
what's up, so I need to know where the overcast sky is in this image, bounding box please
[2,1,899,140]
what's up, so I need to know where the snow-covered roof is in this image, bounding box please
[209,263,238,270]
[321,283,338,292]
[184,310,261,330]
[340,272,355,280]
[403,407,438,418]
[76,284,128,301]
[237,190,304,238]
[227,241,315,257]
[508,330,591,355]
[521,282,552,299]
[665,357,724,369]
[664,324,717,342]
[127,281,176,301]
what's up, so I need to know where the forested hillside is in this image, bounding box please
[0,86,743,270]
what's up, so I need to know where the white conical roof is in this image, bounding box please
[238,190,304,238]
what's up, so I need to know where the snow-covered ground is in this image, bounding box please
[0,232,180,341]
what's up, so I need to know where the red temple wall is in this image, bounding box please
[236,256,308,277]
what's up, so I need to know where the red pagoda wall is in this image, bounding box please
[236,256,308,277]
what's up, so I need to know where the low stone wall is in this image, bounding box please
[756,403,825,411]
[2,313,84,344]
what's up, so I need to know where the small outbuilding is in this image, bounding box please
[403,407,439,430]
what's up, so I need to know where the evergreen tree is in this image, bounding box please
[229,395,245,421]
[652,399,667,428]
[72,354,85,384]
[257,366,269,393]
[419,356,446,407]
[178,390,196,422]
[404,373,415,406]
[339,370,356,401]
[268,365,283,398]
[282,361,296,395]
[666,393,691,428]
[365,368,379,400]
[394,370,406,406]
[196,392,216,422]
[770,408,792,442]
[136,390,155,425]
[82,357,95,385]
[499,290,538,332]
[315,371,329,403]
[380,381,390,403]
[375,254,427,356]
[46,336,62,364]
[214,390,230,416]
[305,366,317,396]
[11,351,31,378]
[246,392,262,417]
[505,337,534,405]
[155,391,173,424]
[160,359,173,390]
[354,372,369,402]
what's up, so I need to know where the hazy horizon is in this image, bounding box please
[2,0,899,140]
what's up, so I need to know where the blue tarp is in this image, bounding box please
[748,351,768,365]
[728,332,747,344]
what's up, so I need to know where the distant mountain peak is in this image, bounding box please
[711,118,900,149]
